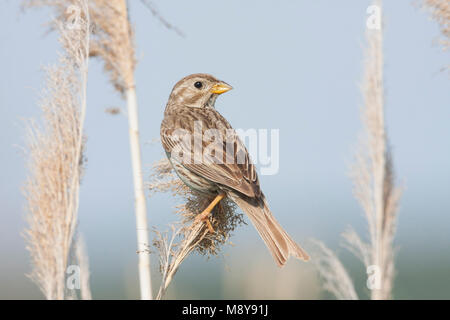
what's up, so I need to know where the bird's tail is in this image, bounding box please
[229,193,309,267]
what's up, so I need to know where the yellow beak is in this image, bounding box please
[210,82,233,94]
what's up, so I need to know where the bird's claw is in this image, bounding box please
[195,211,215,233]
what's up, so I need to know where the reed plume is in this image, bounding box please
[23,0,91,300]
[310,240,358,300]
[421,0,450,51]
[148,159,245,300]
[25,0,152,299]
[24,0,184,299]
[313,1,402,300]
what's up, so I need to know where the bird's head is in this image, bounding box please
[167,73,232,110]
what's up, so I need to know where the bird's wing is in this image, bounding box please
[161,108,261,198]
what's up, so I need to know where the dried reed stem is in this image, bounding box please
[352,2,402,299]
[24,0,153,299]
[314,1,401,300]
[154,223,209,300]
[89,0,152,299]
[139,0,185,37]
[149,159,244,300]
[23,0,90,300]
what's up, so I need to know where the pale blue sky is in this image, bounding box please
[0,1,449,299]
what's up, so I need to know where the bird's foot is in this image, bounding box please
[195,193,225,233]
[195,211,215,233]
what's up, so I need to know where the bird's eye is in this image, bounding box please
[194,81,203,89]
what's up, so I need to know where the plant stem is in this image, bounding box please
[126,86,153,300]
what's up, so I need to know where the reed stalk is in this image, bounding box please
[312,1,402,300]
[23,0,91,299]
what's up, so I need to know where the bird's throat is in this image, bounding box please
[204,94,218,109]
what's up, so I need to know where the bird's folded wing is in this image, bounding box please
[161,118,261,198]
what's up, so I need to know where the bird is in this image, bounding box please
[160,73,309,267]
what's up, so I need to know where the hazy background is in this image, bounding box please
[1,0,449,299]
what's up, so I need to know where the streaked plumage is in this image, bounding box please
[160,73,309,266]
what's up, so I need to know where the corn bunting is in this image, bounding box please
[160,73,309,266]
